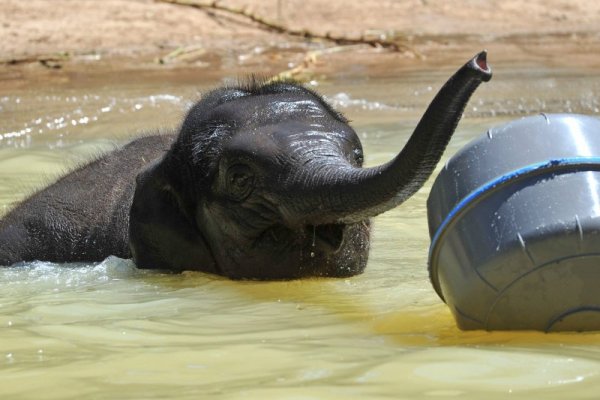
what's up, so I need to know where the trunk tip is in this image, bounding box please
[476,50,487,68]
[472,50,492,81]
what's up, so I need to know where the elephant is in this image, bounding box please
[0,51,492,279]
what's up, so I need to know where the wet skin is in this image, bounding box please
[0,53,491,279]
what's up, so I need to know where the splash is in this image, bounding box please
[1,256,141,296]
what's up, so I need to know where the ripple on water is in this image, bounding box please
[0,92,191,148]
[343,347,600,398]
[326,92,402,111]
[1,67,600,400]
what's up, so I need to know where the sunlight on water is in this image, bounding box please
[1,66,600,399]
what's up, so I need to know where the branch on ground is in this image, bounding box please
[157,45,209,64]
[156,0,417,54]
[267,45,364,83]
[0,53,70,68]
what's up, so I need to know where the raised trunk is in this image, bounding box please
[287,51,492,225]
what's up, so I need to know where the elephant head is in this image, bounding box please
[129,51,492,279]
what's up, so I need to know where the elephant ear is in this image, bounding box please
[128,161,217,273]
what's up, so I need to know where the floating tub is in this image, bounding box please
[427,114,600,331]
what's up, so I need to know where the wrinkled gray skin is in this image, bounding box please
[0,52,491,279]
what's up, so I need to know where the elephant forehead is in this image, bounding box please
[222,95,329,126]
[220,128,347,176]
[229,120,349,149]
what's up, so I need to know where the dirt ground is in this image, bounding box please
[1,0,600,83]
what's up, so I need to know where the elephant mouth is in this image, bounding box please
[307,223,346,253]
[255,222,347,254]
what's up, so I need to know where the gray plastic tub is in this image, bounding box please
[427,113,600,331]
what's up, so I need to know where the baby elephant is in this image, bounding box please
[0,52,491,279]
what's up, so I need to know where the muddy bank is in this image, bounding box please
[1,0,600,86]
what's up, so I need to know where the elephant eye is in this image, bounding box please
[353,148,364,166]
[224,164,255,201]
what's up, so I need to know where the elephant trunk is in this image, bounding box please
[285,51,492,225]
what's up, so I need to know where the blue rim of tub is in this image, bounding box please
[428,156,600,301]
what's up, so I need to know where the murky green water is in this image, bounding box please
[1,62,600,399]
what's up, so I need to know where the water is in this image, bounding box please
[1,63,600,399]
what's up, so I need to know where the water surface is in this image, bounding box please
[1,63,600,399]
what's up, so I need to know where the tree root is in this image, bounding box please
[156,0,418,54]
